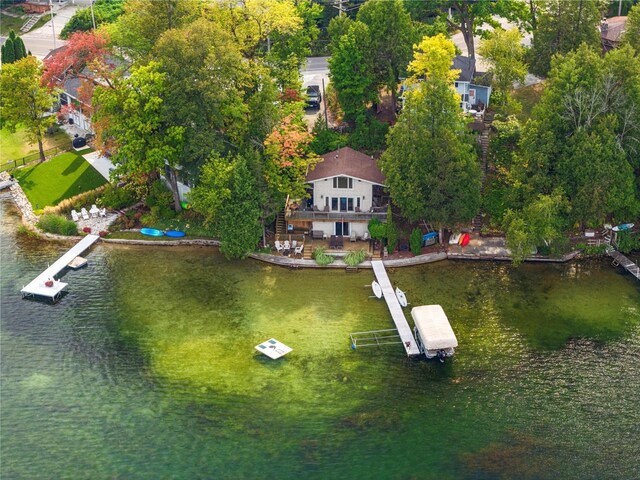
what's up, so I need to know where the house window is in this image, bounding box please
[454,82,459,88]
[331,197,338,211]
[333,176,353,189]
[335,222,350,236]
[357,197,361,209]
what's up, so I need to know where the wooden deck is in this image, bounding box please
[371,260,421,357]
[608,247,640,280]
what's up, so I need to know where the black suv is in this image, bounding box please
[306,85,321,108]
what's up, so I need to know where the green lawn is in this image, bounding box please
[0,13,25,36]
[511,82,546,122]
[13,151,107,209]
[0,126,70,164]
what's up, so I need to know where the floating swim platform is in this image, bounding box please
[255,338,292,359]
[140,228,164,237]
[165,230,186,238]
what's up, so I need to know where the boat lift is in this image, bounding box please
[350,329,404,349]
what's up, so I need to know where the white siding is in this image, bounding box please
[311,176,376,212]
[313,220,369,238]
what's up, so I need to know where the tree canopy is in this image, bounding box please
[0,56,57,162]
[380,78,481,228]
[528,0,605,76]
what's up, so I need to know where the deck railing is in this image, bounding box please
[286,209,387,222]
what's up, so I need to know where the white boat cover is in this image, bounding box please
[411,305,458,350]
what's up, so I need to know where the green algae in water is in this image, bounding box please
[2,197,640,479]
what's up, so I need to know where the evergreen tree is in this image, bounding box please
[528,0,604,76]
[328,21,376,125]
[13,35,27,61]
[380,78,481,232]
[2,37,15,64]
[216,153,264,259]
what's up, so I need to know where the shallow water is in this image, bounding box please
[2,196,639,479]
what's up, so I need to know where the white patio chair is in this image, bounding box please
[99,207,107,217]
[362,231,370,241]
[81,208,90,220]
[90,204,99,217]
[71,210,80,222]
[350,231,357,242]
[294,244,304,256]
[291,240,297,249]
[283,240,290,251]
[274,240,283,253]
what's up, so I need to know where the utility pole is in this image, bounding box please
[618,0,623,16]
[49,0,56,49]
[90,0,96,30]
[322,78,328,127]
[335,0,345,16]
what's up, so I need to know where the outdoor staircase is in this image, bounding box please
[275,211,287,236]
[473,128,491,233]
[21,15,40,32]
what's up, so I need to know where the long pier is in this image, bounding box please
[371,260,421,356]
[21,234,100,301]
[607,247,640,280]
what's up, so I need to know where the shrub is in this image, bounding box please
[312,247,335,266]
[344,249,367,266]
[37,214,78,236]
[616,230,640,254]
[386,206,398,253]
[575,243,608,256]
[368,218,386,241]
[99,230,108,237]
[47,184,108,215]
[309,117,348,155]
[100,184,137,210]
[146,179,173,209]
[410,228,423,255]
[82,226,92,233]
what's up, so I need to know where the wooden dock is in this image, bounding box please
[371,260,421,356]
[607,247,640,280]
[21,234,100,301]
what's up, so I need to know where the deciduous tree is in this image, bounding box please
[503,190,568,265]
[0,57,57,162]
[408,33,460,83]
[92,62,185,211]
[478,28,527,110]
[264,113,320,201]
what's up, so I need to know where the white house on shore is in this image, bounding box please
[286,147,387,239]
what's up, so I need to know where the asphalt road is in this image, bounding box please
[17,3,79,59]
[300,56,330,127]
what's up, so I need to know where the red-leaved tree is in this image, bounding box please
[42,31,114,88]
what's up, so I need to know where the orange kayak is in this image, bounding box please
[460,233,470,247]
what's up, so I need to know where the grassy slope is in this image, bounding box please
[13,151,107,208]
[511,82,545,122]
[0,127,70,163]
[0,14,24,36]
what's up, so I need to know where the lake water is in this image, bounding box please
[1,195,639,479]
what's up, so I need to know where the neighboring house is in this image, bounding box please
[452,55,491,114]
[601,16,627,52]
[163,163,192,203]
[399,55,491,115]
[286,147,388,239]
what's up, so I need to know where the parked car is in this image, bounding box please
[306,85,321,108]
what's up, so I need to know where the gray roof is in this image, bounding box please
[452,55,476,82]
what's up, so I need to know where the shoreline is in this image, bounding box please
[2,180,582,269]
